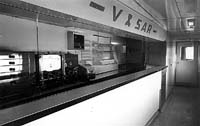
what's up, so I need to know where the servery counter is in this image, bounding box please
[0,66,166,126]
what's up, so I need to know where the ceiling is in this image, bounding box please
[142,0,167,18]
[139,0,200,38]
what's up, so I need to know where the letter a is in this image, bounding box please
[113,6,123,22]
[141,22,147,32]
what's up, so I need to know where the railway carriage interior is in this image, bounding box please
[0,0,200,126]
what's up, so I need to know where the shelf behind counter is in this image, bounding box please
[0,65,167,126]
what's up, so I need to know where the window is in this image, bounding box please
[74,34,84,49]
[181,46,194,60]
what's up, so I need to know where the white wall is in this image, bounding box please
[0,14,67,52]
[38,23,66,52]
[0,15,37,51]
[25,71,162,126]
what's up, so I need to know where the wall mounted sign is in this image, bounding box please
[21,0,166,41]
[89,1,105,12]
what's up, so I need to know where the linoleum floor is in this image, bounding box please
[149,86,200,126]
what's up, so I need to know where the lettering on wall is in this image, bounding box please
[125,14,133,27]
[113,6,123,22]
[89,2,155,35]
[112,6,152,34]
[89,1,105,12]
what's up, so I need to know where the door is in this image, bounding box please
[175,41,198,87]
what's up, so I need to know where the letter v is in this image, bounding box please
[113,6,123,22]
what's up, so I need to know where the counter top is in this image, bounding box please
[0,66,167,126]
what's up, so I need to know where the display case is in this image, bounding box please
[39,54,62,88]
[80,40,93,65]
[92,42,115,65]
[79,34,118,74]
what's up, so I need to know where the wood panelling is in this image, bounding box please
[146,41,166,66]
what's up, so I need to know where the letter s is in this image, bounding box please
[135,19,142,30]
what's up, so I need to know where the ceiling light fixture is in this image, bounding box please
[111,42,119,45]
[187,18,195,28]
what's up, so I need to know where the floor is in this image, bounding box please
[149,86,200,126]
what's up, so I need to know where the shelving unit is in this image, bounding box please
[0,54,23,77]
[80,34,118,74]
[0,53,36,84]
[81,40,93,65]
[92,40,115,64]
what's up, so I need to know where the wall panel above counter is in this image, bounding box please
[20,0,167,41]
